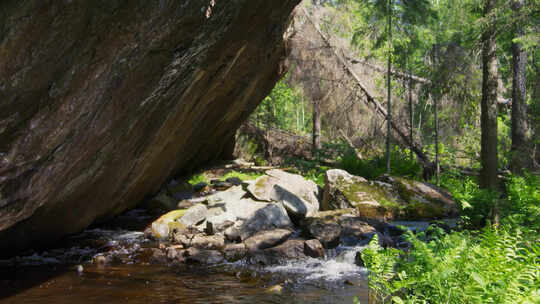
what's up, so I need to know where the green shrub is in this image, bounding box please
[362,227,540,303]
[504,173,540,232]
[439,171,539,230]
[337,147,421,180]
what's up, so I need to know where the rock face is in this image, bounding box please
[0,0,300,255]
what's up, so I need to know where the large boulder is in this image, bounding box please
[236,202,294,240]
[322,169,457,220]
[380,176,458,219]
[322,169,397,219]
[204,187,294,240]
[246,169,320,218]
[0,0,300,255]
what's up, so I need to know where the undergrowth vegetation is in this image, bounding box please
[338,147,421,180]
[360,173,540,304]
[361,227,539,303]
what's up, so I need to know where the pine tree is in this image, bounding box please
[480,0,499,190]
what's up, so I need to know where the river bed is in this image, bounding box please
[0,209,369,304]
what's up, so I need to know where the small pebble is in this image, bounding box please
[76,265,83,274]
[93,255,107,266]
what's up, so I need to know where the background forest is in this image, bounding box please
[241,0,539,302]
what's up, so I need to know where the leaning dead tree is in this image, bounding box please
[300,7,431,166]
[348,57,431,85]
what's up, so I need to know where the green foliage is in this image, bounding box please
[504,173,540,231]
[438,171,499,228]
[439,171,539,229]
[219,170,262,182]
[250,75,309,134]
[188,173,209,185]
[362,227,540,303]
[363,173,540,303]
[337,146,421,180]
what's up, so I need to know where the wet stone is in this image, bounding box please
[210,180,233,191]
[224,226,242,242]
[166,245,184,260]
[184,248,224,264]
[244,229,292,252]
[354,251,365,267]
[172,233,196,247]
[193,182,209,192]
[248,239,306,265]
[338,217,377,246]
[225,177,243,186]
[304,239,325,258]
[150,248,167,263]
[223,243,247,262]
[190,234,225,250]
[306,221,341,249]
[205,220,234,235]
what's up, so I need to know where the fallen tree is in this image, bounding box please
[300,7,432,167]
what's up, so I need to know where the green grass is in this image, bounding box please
[187,173,209,185]
[219,170,262,182]
[187,170,263,186]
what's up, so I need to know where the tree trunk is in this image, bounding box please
[533,54,540,168]
[432,45,441,186]
[312,100,321,152]
[408,61,414,161]
[301,95,305,132]
[434,93,440,186]
[510,0,532,174]
[386,0,392,175]
[480,0,499,190]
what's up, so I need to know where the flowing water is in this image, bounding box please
[0,209,370,304]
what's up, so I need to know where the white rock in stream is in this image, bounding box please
[246,169,320,218]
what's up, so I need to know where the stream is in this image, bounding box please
[0,209,370,304]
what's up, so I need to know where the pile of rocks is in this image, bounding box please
[143,168,458,266]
